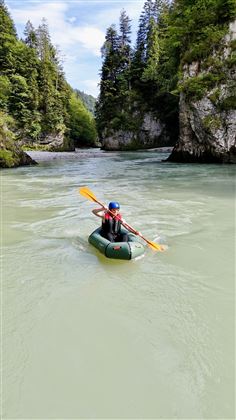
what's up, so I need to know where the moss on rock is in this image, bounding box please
[0,112,37,168]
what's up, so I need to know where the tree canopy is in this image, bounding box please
[95,0,236,140]
[0,0,97,148]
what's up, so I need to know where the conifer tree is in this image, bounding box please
[141,16,160,82]
[24,20,37,49]
[119,9,132,65]
[131,0,159,89]
[35,19,67,134]
[0,0,17,37]
[0,0,17,73]
[118,10,132,91]
[96,24,120,133]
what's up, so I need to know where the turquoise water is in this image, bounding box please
[2,149,235,419]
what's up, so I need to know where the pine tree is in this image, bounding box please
[0,0,17,37]
[96,10,134,135]
[119,9,132,62]
[141,16,160,82]
[0,0,17,73]
[131,0,159,89]
[96,25,120,134]
[24,20,37,49]
[35,19,67,135]
[118,10,132,91]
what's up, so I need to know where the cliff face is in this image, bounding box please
[168,20,236,163]
[0,112,37,168]
[0,137,37,168]
[37,132,75,152]
[101,112,173,151]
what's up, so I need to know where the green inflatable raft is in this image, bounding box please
[88,227,145,260]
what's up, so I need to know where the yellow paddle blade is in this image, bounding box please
[146,240,164,252]
[79,186,97,202]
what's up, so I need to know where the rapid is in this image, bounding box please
[2,148,235,419]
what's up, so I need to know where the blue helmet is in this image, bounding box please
[109,201,120,210]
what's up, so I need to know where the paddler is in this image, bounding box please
[92,201,129,242]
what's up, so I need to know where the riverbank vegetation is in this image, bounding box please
[95,0,236,144]
[1,0,235,167]
[0,0,97,167]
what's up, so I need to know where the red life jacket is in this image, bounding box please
[102,212,122,235]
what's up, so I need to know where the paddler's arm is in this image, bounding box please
[120,218,142,236]
[92,207,106,219]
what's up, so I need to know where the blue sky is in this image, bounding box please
[6,0,146,97]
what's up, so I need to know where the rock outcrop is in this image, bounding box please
[21,131,75,152]
[0,140,36,168]
[101,112,172,151]
[168,20,236,163]
[0,113,37,168]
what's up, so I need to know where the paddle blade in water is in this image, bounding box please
[146,240,164,252]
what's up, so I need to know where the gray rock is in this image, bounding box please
[101,112,170,151]
[168,19,236,163]
[39,132,75,151]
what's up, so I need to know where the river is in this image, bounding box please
[1,148,235,419]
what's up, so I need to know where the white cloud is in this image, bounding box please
[55,25,105,56]
[68,16,76,23]
[9,1,105,56]
[82,79,100,97]
[7,0,145,95]
[91,1,144,31]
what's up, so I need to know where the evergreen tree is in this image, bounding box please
[24,20,37,49]
[131,0,160,89]
[0,0,17,74]
[119,9,132,64]
[118,10,132,91]
[0,0,16,37]
[0,75,11,109]
[96,24,120,133]
[0,1,97,150]
[141,16,160,82]
[96,11,133,134]
[35,19,68,134]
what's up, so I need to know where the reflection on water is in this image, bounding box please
[2,149,235,419]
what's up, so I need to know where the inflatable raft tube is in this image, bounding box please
[88,227,145,260]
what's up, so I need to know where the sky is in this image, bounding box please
[6,0,146,98]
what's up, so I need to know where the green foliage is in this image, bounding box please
[202,115,222,130]
[169,0,236,66]
[218,96,236,110]
[0,110,17,167]
[209,88,221,105]
[75,89,96,115]
[96,0,235,144]
[96,12,133,135]
[0,2,97,149]
[0,110,15,141]
[0,148,15,166]
[141,17,160,82]
[0,75,11,109]
[69,93,97,146]
[180,73,226,100]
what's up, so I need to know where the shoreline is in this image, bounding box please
[27,147,173,162]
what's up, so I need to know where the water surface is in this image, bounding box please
[2,149,235,418]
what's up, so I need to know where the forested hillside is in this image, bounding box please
[95,0,236,159]
[0,0,97,167]
[75,89,96,115]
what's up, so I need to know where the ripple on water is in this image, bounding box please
[2,149,235,419]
